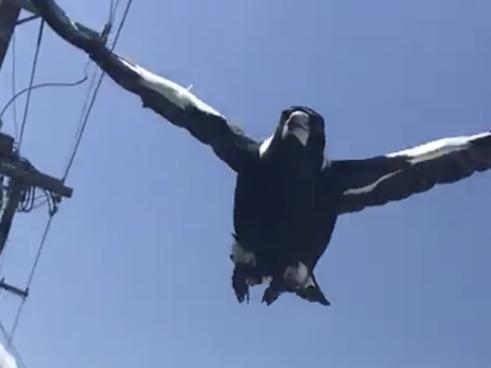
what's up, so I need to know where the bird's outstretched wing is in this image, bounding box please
[325,131,491,215]
[32,0,258,172]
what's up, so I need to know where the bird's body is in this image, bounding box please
[233,132,337,304]
[35,0,491,306]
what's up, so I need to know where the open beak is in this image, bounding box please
[282,111,310,146]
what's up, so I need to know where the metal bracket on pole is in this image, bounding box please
[0,278,28,299]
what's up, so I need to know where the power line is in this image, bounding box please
[11,31,18,139]
[62,0,135,181]
[8,214,54,343]
[109,0,115,22]
[109,0,125,24]
[17,20,45,151]
[64,0,126,171]
[0,34,94,131]
[63,65,101,180]
[112,0,134,51]
[0,75,89,123]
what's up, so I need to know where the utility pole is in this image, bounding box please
[0,131,72,298]
[0,0,21,69]
[0,0,73,298]
[0,131,73,252]
[1,0,44,68]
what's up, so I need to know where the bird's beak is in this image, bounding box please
[282,111,310,146]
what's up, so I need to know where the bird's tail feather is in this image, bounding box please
[296,275,330,306]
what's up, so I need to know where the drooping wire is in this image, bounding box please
[0,34,93,129]
[17,186,35,213]
[15,186,54,214]
[17,20,45,151]
[62,0,135,181]
[0,73,89,124]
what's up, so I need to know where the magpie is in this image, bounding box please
[34,0,491,306]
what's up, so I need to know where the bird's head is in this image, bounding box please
[260,106,326,164]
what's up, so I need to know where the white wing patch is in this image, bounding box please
[0,343,17,368]
[259,135,274,158]
[343,131,490,196]
[387,131,490,164]
[344,169,403,195]
[119,57,222,117]
[283,262,315,289]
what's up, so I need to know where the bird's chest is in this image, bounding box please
[233,158,322,249]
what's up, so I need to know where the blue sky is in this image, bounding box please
[0,0,490,367]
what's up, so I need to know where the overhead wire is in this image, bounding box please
[0,73,89,124]
[109,0,116,23]
[11,32,19,139]
[109,0,124,25]
[0,179,6,275]
[109,0,115,20]
[8,214,53,344]
[17,20,45,151]
[62,0,135,181]
[15,15,40,27]
[0,38,92,131]
[62,64,102,180]
[16,186,54,214]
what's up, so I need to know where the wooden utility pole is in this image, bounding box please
[0,0,21,69]
[6,0,38,15]
[0,132,73,298]
[1,0,43,68]
[0,131,73,257]
[0,0,73,298]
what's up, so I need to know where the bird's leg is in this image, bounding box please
[262,277,285,306]
[232,266,250,303]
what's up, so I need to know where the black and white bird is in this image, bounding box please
[35,0,491,306]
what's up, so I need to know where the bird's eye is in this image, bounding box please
[281,110,293,123]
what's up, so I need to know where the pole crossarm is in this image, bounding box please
[0,133,72,198]
[0,159,73,198]
[0,132,71,256]
[0,278,28,298]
